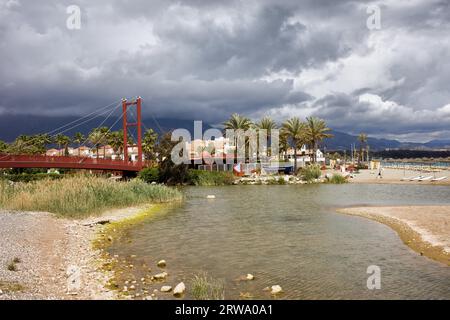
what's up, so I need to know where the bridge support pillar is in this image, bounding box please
[122,97,143,168]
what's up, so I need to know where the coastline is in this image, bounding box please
[337,206,450,266]
[0,205,152,300]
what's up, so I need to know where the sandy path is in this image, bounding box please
[338,206,450,266]
[0,206,147,300]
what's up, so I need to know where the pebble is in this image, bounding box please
[246,274,254,280]
[270,285,283,295]
[157,260,166,268]
[153,272,168,280]
[173,282,186,297]
[161,285,172,292]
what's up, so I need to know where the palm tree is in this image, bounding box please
[73,132,85,156]
[358,132,368,164]
[108,130,124,159]
[55,134,70,156]
[0,140,7,153]
[255,116,277,157]
[304,117,333,163]
[281,117,306,173]
[223,113,253,162]
[88,129,106,159]
[142,128,158,161]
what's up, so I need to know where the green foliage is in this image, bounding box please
[138,167,160,183]
[190,273,225,300]
[142,128,158,161]
[299,164,322,182]
[326,174,347,184]
[0,176,182,218]
[186,170,235,186]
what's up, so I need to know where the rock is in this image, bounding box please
[157,260,166,267]
[270,285,283,295]
[145,295,153,300]
[153,272,168,280]
[0,289,3,295]
[130,285,135,290]
[173,282,186,296]
[107,236,113,241]
[206,195,216,199]
[161,285,172,292]
[263,287,270,292]
[246,274,254,280]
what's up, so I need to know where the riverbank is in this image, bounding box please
[0,206,152,299]
[338,206,450,266]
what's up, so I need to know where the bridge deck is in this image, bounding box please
[0,154,142,172]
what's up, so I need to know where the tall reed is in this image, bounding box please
[0,176,182,218]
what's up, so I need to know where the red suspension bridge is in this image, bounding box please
[0,97,145,174]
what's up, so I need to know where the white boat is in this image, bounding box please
[419,176,433,181]
[410,176,423,181]
[431,176,447,181]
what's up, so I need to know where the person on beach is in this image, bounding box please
[378,167,383,179]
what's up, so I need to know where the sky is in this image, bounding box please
[1,0,449,142]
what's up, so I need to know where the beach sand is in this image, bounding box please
[345,168,450,185]
[338,206,450,266]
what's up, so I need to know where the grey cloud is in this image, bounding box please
[0,0,449,142]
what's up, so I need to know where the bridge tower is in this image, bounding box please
[122,97,142,167]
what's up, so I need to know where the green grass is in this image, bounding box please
[299,165,322,182]
[190,273,225,300]
[326,174,347,184]
[0,176,182,218]
[186,170,235,186]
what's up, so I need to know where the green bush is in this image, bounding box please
[326,174,347,184]
[138,167,160,183]
[299,164,322,182]
[187,170,235,186]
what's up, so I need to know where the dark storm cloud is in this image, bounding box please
[0,0,449,141]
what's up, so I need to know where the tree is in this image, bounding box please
[255,116,277,157]
[73,132,85,156]
[142,128,158,161]
[304,117,333,163]
[55,134,70,156]
[88,129,104,159]
[108,130,124,158]
[223,113,253,162]
[281,117,306,173]
[157,131,189,185]
[358,132,368,164]
[0,140,8,153]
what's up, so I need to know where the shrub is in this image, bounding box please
[138,167,159,184]
[299,164,322,182]
[186,170,235,186]
[0,176,182,218]
[326,174,347,184]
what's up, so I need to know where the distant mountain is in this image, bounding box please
[322,130,424,151]
[0,114,212,142]
[423,139,450,149]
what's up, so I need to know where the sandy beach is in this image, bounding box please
[338,206,450,266]
[347,168,450,185]
[0,207,147,300]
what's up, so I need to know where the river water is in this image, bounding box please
[109,184,450,299]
